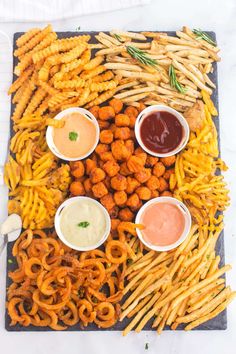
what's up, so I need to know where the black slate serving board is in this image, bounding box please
[5,31,227,331]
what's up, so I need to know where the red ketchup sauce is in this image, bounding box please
[140,111,183,154]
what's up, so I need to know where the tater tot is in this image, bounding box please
[100,129,114,144]
[111,218,121,232]
[70,161,85,178]
[126,193,140,209]
[114,127,131,140]
[146,175,160,190]
[127,155,144,173]
[120,162,132,176]
[126,176,140,194]
[163,168,174,180]
[125,139,134,156]
[90,167,105,184]
[160,155,176,167]
[95,143,109,156]
[153,162,165,177]
[98,106,115,120]
[158,177,169,192]
[160,191,172,197]
[85,159,97,175]
[134,150,147,165]
[109,98,123,114]
[137,102,146,113]
[103,160,120,177]
[100,151,114,162]
[114,191,127,206]
[129,115,136,128]
[135,168,151,183]
[146,156,159,167]
[111,140,130,160]
[119,207,134,221]
[151,190,160,198]
[124,106,138,118]
[70,181,85,196]
[97,120,110,129]
[110,174,127,191]
[92,181,108,198]
[84,178,92,193]
[100,193,115,211]
[136,186,151,200]
[115,114,130,127]
[109,206,119,219]
[89,105,99,119]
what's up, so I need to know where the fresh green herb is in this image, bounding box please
[145,343,149,350]
[8,259,13,264]
[127,259,133,265]
[126,45,158,68]
[69,131,78,141]
[75,26,81,31]
[113,33,122,41]
[193,29,216,47]
[169,64,187,94]
[78,221,90,228]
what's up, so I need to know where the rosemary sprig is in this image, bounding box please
[169,64,187,94]
[193,29,216,47]
[113,33,122,41]
[126,45,158,68]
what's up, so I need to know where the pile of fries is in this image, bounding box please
[7,223,140,329]
[4,115,71,229]
[93,27,220,111]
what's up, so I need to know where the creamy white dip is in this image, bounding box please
[59,199,107,248]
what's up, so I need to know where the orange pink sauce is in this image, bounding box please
[53,112,97,158]
[140,202,185,246]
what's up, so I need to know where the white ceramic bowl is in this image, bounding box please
[54,196,111,251]
[135,196,192,252]
[46,107,100,161]
[134,105,189,158]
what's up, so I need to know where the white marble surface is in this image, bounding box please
[0,0,236,353]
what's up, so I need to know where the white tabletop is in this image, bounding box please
[0,0,236,353]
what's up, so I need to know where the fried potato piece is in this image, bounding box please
[110,174,127,191]
[114,127,131,140]
[115,114,130,127]
[103,160,120,177]
[90,168,106,184]
[114,191,127,206]
[100,130,114,144]
[119,208,134,221]
[70,181,85,196]
[109,98,123,114]
[111,140,130,161]
[89,105,99,119]
[124,106,138,118]
[120,162,132,176]
[153,162,166,177]
[84,178,93,193]
[160,156,176,167]
[158,177,169,192]
[92,182,108,198]
[126,177,141,194]
[70,161,85,178]
[85,159,97,175]
[146,156,159,167]
[98,106,115,121]
[134,168,151,183]
[127,156,144,173]
[136,186,151,200]
[126,193,140,210]
[146,175,160,190]
[95,143,109,156]
[100,193,115,211]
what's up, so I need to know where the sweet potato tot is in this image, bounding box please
[114,127,131,140]
[111,140,130,161]
[153,162,165,177]
[124,106,138,118]
[85,158,97,175]
[163,168,175,180]
[103,160,120,177]
[127,155,144,173]
[135,168,151,183]
[98,106,115,120]
[111,218,121,232]
[136,186,151,200]
[110,174,127,191]
[125,139,134,156]
[146,156,159,167]
[70,161,85,178]
[109,98,123,114]
[151,189,160,198]
[100,151,114,162]
[119,207,134,221]
[97,120,110,129]
[126,176,140,194]
[114,191,127,206]
[95,143,109,156]
[126,193,140,209]
[89,105,99,119]
[100,129,114,144]
[100,193,115,211]
[92,181,108,198]
[70,181,85,196]
[160,191,172,197]
[158,177,169,192]
[129,115,137,128]
[146,175,160,190]
[115,114,130,127]
[90,167,105,184]
[160,156,176,167]
[83,178,92,193]
[120,162,132,176]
